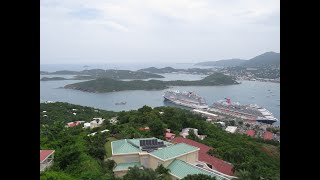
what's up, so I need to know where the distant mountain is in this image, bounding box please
[195,59,246,67]
[195,52,280,68]
[242,52,280,67]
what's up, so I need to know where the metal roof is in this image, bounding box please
[167,159,228,180]
[114,162,141,171]
[150,143,199,161]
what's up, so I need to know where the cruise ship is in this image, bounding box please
[209,98,278,124]
[163,90,209,109]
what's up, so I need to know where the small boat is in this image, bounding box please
[250,96,255,99]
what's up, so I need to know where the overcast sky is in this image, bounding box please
[40,0,280,64]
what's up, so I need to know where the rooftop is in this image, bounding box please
[246,130,255,137]
[264,131,273,140]
[114,162,141,171]
[171,137,234,176]
[167,159,227,180]
[111,138,172,155]
[150,143,199,161]
[40,150,54,162]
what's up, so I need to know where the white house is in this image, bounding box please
[225,126,237,133]
[40,150,55,172]
[180,128,207,140]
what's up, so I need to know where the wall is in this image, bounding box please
[112,154,140,164]
[114,170,128,177]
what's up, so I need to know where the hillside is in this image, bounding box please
[64,73,239,93]
[195,59,246,67]
[195,52,280,68]
[138,67,214,74]
[40,69,164,80]
[243,52,280,67]
[40,102,280,179]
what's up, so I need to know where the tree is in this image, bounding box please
[138,105,153,114]
[181,174,217,180]
[245,124,250,128]
[238,121,243,126]
[148,119,165,138]
[155,164,170,180]
[123,166,157,180]
[40,171,76,180]
[188,129,198,141]
[235,169,252,180]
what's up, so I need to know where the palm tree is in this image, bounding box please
[235,169,251,180]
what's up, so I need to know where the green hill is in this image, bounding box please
[195,59,246,67]
[64,73,238,93]
[40,69,164,80]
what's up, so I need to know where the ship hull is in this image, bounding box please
[164,96,209,109]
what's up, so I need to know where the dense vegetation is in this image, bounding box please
[64,73,239,93]
[40,69,164,80]
[40,102,279,179]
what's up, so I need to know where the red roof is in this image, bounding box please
[264,131,273,140]
[165,133,176,138]
[171,137,234,176]
[40,150,54,162]
[246,130,255,137]
[68,121,80,127]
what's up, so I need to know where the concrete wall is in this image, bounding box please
[112,154,140,164]
[114,170,128,177]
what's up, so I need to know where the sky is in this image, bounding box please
[40,0,280,64]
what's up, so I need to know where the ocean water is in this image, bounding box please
[40,64,280,126]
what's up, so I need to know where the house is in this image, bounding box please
[246,130,255,137]
[88,129,110,136]
[171,137,235,176]
[89,118,105,129]
[180,128,207,140]
[110,117,118,124]
[225,126,237,133]
[165,132,176,141]
[111,138,235,179]
[66,121,84,127]
[264,131,273,140]
[138,127,150,131]
[83,123,91,129]
[40,150,55,172]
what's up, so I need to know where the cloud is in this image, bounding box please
[41,0,280,64]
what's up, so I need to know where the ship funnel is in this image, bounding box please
[226,98,231,105]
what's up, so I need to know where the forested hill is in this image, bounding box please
[137,67,213,74]
[64,73,239,93]
[40,69,164,80]
[195,51,280,68]
[195,59,246,67]
[40,102,280,179]
[242,52,280,67]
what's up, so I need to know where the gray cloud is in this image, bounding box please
[40,0,280,64]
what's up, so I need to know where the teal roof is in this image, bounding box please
[167,159,226,180]
[150,143,199,160]
[111,138,172,155]
[111,139,140,154]
[114,162,141,171]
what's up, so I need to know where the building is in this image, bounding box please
[180,128,207,140]
[66,121,84,127]
[171,137,234,176]
[225,126,237,133]
[40,150,55,172]
[110,117,118,124]
[111,138,235,179]
[89,118,105,129]
[165,132,176,141]
[246,130,255,137]
[264,131,273,140]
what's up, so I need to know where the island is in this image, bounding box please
[40,69,164,80]
[40,77,69,81]
[64,73,239,93]
[137,67,214,75]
